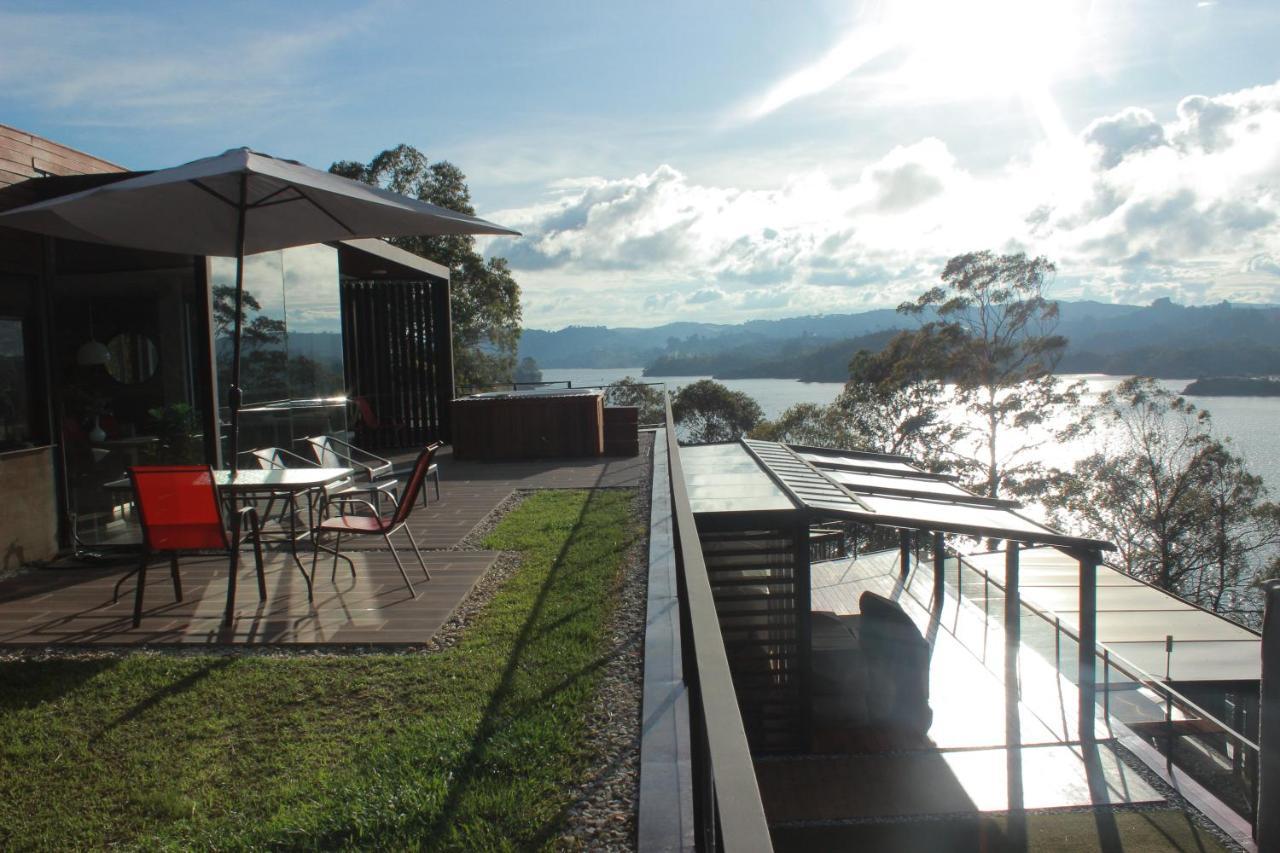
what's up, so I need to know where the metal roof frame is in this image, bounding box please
[741,439,1114,555]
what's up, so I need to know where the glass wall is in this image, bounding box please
[211,244,346,460]
[53,264,209,548]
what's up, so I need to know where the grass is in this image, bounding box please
[0,489,638,851]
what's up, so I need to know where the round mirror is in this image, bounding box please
[105,333,159,384]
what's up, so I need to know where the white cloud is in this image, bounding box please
[496,80,1280,329]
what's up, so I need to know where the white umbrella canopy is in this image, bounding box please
[0,147,517,253]
[0,147,519,474]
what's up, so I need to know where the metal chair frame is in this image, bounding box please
[302,434,440,505]
[310,444,440,597]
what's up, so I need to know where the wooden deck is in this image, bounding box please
[0,439,651,647]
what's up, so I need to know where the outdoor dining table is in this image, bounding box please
[105,466,354,603]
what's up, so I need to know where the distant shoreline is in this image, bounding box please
[1181,377,1280,397]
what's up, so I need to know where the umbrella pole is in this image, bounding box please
[227,172,249,477]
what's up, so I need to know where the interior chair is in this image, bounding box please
[352,395,408,447]
[311,443,440,597]
[114,465,265,627]
[302,433,439,507]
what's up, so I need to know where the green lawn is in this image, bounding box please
[0,489,638,851]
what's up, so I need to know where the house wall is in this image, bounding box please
[0,126,126,557]
[0,446,59,566]
[0,124,124,189]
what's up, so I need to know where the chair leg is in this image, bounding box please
[169,554,183,602]
[310,527,324,589]
[113,564,140,604]
[131,551,149,628]
[331,531,343,583]
[404,525,430,581]
[384,533,416,597]
[224,541,240,627]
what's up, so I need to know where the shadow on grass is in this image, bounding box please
[93,658,233,743]
[301,488,620,849]
[0,657,121,710]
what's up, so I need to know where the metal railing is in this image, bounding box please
[951,550,1261,829]
[661,393,773,852]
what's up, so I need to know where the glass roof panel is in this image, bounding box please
[681,443,793,513]
[827,468,970,497]
[798,452,916,473]
[857,493,1053,537]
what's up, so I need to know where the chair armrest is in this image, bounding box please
[272,447,320,468]
[325,436,393,472]
[316,495,383,522]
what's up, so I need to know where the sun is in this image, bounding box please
[884,0,1089,100]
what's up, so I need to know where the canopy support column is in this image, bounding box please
[1258,580,1280,848]
[899,529,911,577]
[1005,542,1020,650]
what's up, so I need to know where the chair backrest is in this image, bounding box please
[391,443,441,526]
[250,447,286,470]
[128,465,229,552]
[303,435,344,469]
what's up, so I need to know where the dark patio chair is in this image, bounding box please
[311,443,440,597]
[114,465,265,628]
[302,433,439,506]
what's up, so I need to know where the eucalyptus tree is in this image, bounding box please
[898,251,1081,497]
[1040,377,1280,617]
[672,379,764,445]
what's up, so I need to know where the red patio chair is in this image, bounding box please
[114,465,265,627]
[310,443,440,597]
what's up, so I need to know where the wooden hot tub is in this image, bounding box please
[451,388,605,460]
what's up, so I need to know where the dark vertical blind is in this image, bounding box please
[340,279,450,449]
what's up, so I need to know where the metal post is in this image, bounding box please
[899,529,911,576]
[1103,649,1110,720]
[1054,616,1061,672]
[933,531,946,609]
[1257,580,1280,847]
[1005,542,1020,648]
[1078,553,1098,742]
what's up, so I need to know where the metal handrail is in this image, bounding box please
[953,552,1258,749]
[952,549,1260,825]
[664,393,773,852]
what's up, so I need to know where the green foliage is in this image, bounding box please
[513,357,542,384]
[0,489,637,849]
[672,379,763,444]
[144,403,202,464]
[1036,377,1280,615]
[211,284,288,401]
[331,146,522,388]
[604,376,666,424]
[897,250,1081,497]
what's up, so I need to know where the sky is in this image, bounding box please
[3,0,1280,330]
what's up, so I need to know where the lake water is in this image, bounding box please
[542,367,1280,496]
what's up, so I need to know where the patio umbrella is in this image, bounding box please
[0,147,518,475]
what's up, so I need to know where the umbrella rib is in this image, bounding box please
[288,185,357,235]
[190,179,239,209]
[247,185,302,207]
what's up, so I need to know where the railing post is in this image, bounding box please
[1257,579,1280,847]
[1005,542,1020,651]
[899,529,911,577]
[1078,553,1098,742]
[932,531,946,610]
